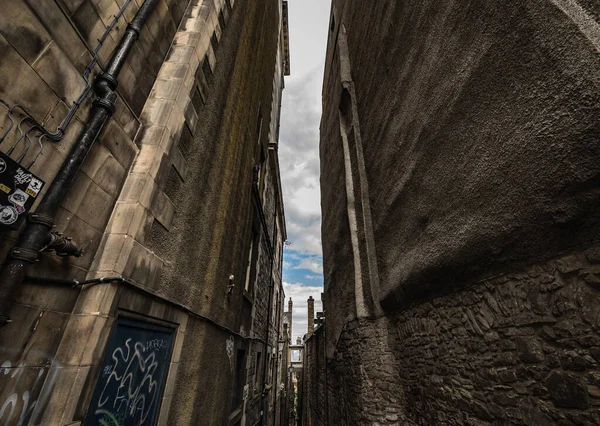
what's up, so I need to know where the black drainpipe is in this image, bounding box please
[0,0,158,327]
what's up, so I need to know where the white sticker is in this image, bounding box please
[0,205,18,225]
[13,168,32,185]
[26,178,42,196]
[9,189,29,214]
[9,189,28,207]
[0,158,6,173]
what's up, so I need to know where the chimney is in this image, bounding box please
[307,296,314,337]
[288,297,293,342]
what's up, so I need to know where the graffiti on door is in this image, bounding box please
[84,317,174,426]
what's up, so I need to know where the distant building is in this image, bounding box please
[304,0,600,425]
[0,1,291,425]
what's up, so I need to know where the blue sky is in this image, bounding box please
[279,0,331,342]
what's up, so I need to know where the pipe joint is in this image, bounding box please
[45,232,84,258]
[126,22,142,36]
[96,72,118,91]
[27,212,54,228]
[92,97,116,115]
[9,247,39,263]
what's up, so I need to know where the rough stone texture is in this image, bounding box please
[314,1,600,425]
[306,248,600,425]
[0,0,290,425]
[320,0,600,322]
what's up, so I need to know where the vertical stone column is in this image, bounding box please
[288,297,293,341]
[307,296,314,337]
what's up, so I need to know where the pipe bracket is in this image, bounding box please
[98,72,118,90]
[9,247,39,263]
[92,97,116,115]
[28,213,54,228]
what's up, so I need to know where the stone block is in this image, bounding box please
[16,276,81,314]
[0,34,60,123]
[99,120,138,169]
[62,0,85,14]
[32,41,86,105]
[0,0,52,64]
[21,310,70,367]
[163,361,180,396]
[118,63,148,116]
[58,209,106,269]
[174,30,202,47]
[148,183,176,230]
[166,45,196,64]
[546,371,589,409]
[123,240,164,290]
[90,0,122,30]
[33,365,85,425]
[81,143,127,198]
[157,62,191,81]
[55,314,114,366]
[166,104,186,146]
[206,44,216,72]
[71,1,118,68]
[170,147,189,180]
[27,144,67,196]
[0,304,43,364]
[151,78,184,101]
[114,95,140,141]
[73,280,119,316]
[26,0,89,67]
[132,144,167,181]
[61,173,115,231]
[135,124,167,147]
[141,98,175,128]
[89,233,135,273]
[157,393,174,426]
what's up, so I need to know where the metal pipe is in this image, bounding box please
[0,0,158,327]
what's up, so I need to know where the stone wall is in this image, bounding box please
[0,0,289,424]
[314,1,600,424]
[305,246,600,425]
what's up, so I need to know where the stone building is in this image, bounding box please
[306,1,600,425]
[0,0,291,425]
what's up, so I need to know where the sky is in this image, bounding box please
[279,0,332,343]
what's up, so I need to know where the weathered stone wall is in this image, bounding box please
[302,326,328,426]
[0,0,188,424]
[316,1,600,424]
[306,246,600,425]
[0,0,289,424]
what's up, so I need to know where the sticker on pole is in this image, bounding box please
[0,152,45,230]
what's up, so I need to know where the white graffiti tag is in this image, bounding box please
[95,339,160,426]
[226,336,235,372]
[0,361,45,426]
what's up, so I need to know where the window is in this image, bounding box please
[254,352,262,391]
[232,349,246,410]
[243,229,260,295]
[244,239,253,292]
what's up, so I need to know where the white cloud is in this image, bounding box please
[283,282,324,343]
[279,65,325,258]
[294,258,323,274]
[305,275,320,280]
